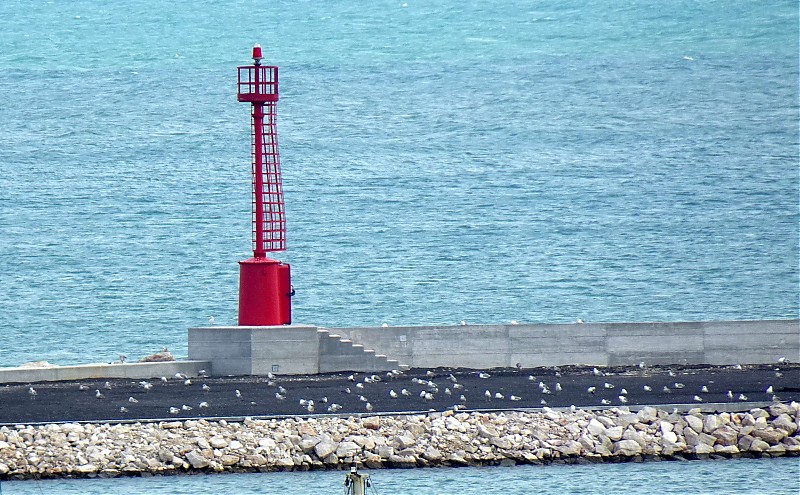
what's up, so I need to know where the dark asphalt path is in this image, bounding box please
[1,364,797,424]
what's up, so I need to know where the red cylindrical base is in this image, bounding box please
[238,257,292,325]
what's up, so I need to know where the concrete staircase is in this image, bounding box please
[317,328,410,373]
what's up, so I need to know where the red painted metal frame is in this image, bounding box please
[237,64,286,256]
[236,48,292,326]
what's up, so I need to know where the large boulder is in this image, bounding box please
[185,450,209,469]
[613,439,642,456]
[751,428,786,445]
[314,439,338,459]
[685,415,703,433]
[587,418,606,436]
[712,425,738,446]
[335,441,361,458]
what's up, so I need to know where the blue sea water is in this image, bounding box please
[2,457,799,495]
[0,0,797,368]
[0,1,798,493]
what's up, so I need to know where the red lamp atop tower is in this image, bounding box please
[236,44,293,325]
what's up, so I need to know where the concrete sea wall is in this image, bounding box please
[0,361,211,384]
[1,403,798,479]
[332,320,799,369]
[189,320,799,375]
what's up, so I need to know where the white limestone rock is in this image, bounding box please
[622,428,647,448]
[392,434,416,449]
[422,446,443,461]
[636,407,658,424]
[185,450,210,469]
[258,437,276,449]
[684,415,703,433]
[767,444,786,454]
[489,436,511,450]
[613,439,642,456]
[693,443,715,455]
[702,414,723,434]
[209,436,228,449]
[74,463,97,474]
[662,430,678,444]
[711,425,738,446]
[714,444,739,454]
[558,440,582,456]
[158,448,174,463]
[605,426,624,441]
[661,438,687,456]
[748,439,771,452]
[587,418,606,436]
[335,441,360,458]
[299,436,321,453]
[771,414,798,434]
[478,425,499,438]
[751,427,786,444]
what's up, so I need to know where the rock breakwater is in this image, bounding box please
[1,403,798,479]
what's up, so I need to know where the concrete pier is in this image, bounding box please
[188,319,798,376]
[0,360,211,384]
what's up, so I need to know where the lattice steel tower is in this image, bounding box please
[236,44,292,325]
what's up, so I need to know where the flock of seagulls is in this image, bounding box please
[12,360,794,422]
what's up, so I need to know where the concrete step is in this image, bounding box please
[314,327,410,373]
[319,332,399,373]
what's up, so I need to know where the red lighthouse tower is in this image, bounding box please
[236,44,292,325]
